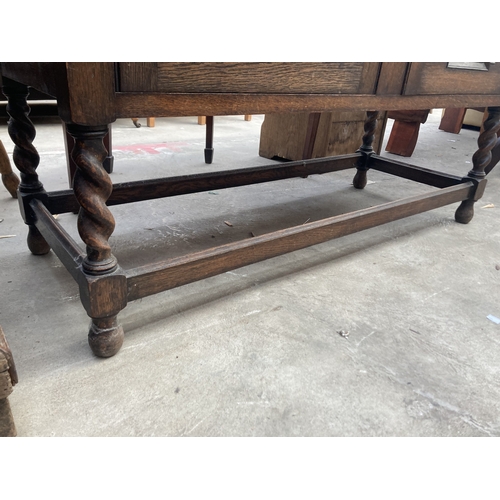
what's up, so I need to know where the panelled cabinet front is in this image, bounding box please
[117,62,382,95]
[404,62,500,95]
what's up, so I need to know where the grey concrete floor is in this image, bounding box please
[1,110,499,437]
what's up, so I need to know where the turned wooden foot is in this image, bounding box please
[352,169,367,189]
[455,199,475,224]
[88,316,124,358]
[27,225,50,255]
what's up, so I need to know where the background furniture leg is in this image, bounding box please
[439,108,467,134]
[385,109,430,157]
[205,115,214,164]
[0,139,20,198]
[353,111,379,189]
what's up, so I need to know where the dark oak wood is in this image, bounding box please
[353,111,379,189]
[64,124,113,187]
[376,63,410,95]
[44,154,362,215]
[119,62,381,94]
[126,183,474,301]
[370,157,464,188]
[204,115,214,164]
[66,125,117,275]
[2,78,50,255]
[2,62,500,359]
[115,92,500,119]
[405,62,500,96]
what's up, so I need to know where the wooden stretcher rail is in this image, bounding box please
[369,156,466,188]
[31,199,85,281]
[45,154,361,214]
[125,182,475,301]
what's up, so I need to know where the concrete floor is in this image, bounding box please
[1,110,499,437]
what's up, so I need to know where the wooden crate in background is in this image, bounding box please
[259,111,388,161]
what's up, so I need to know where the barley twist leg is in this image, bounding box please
[455,106,500,224]
[68,125,118,275]
[67,124,125,357]
[353,111,379,189]
[2,80,49,254]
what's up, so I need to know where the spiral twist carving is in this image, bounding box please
[353,111,379,189]
[70,126,117,275]
[4,87,42,192]
[469,107,500,178]
[359,111,379,153]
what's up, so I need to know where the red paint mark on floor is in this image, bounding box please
[114,142,188,154]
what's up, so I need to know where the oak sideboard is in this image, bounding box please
[1,62,499,358]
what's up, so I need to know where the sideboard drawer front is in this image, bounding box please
[404,62,500,95]
[118,62,380,94]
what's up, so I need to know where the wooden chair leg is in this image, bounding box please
[439,108,467,134]
[0,139,20,198]
[205,116,214,164]
[385,109,430,157]
[385,120,422,157]
[147,117,155,127]
[199,114,251,163]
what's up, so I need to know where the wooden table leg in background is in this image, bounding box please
[0,139,20,198]
[439,108,468,134]
[204,115,214,164]
[385,109,431,157]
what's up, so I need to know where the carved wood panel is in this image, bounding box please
[117,62,381,94]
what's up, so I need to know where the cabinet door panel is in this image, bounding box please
[404,62,500,95]
[118,62,381,94]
